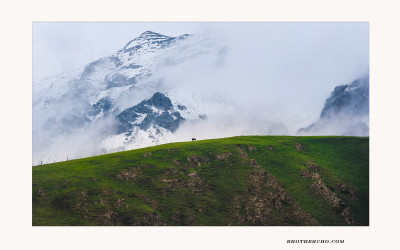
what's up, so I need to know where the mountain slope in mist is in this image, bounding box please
[297,75,369,136]
[32,31,227,164]
[32,136,369,226]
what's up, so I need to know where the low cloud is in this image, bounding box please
[33,23,369,164]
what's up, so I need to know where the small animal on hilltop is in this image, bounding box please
[192,138,196,141]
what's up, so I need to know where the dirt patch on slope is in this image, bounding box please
[171,209,195,225]
[187,155,209,167]
[187,171,204,192]
[337,183,359,200]
[216,152,232,161]
[308,161,323,172]
[38,188,45,198]
[237,147,249,160]
[237,144,257,152]
[116,166,142,181]
[294,143,304,152]
[160,169,207,196]
[143,152,152,158]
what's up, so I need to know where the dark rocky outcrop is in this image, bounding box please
[298,75,369,136]
[116,92,185,134]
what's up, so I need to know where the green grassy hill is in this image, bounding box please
[32,136,369,226]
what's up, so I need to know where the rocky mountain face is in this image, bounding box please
[98,92,190,153]
[320,76,369,119]
[116,92,185,134]
[297,75,369,136]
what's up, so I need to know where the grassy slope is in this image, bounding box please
[32,136,369,226]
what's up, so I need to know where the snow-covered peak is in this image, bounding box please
[139,31,170,39]
[122,31,189,51]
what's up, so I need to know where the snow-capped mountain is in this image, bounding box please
[34,31,190,115]
[297,75,369,136]
[32,31,228,164]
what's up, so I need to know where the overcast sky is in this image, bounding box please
[32,22,369,82]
